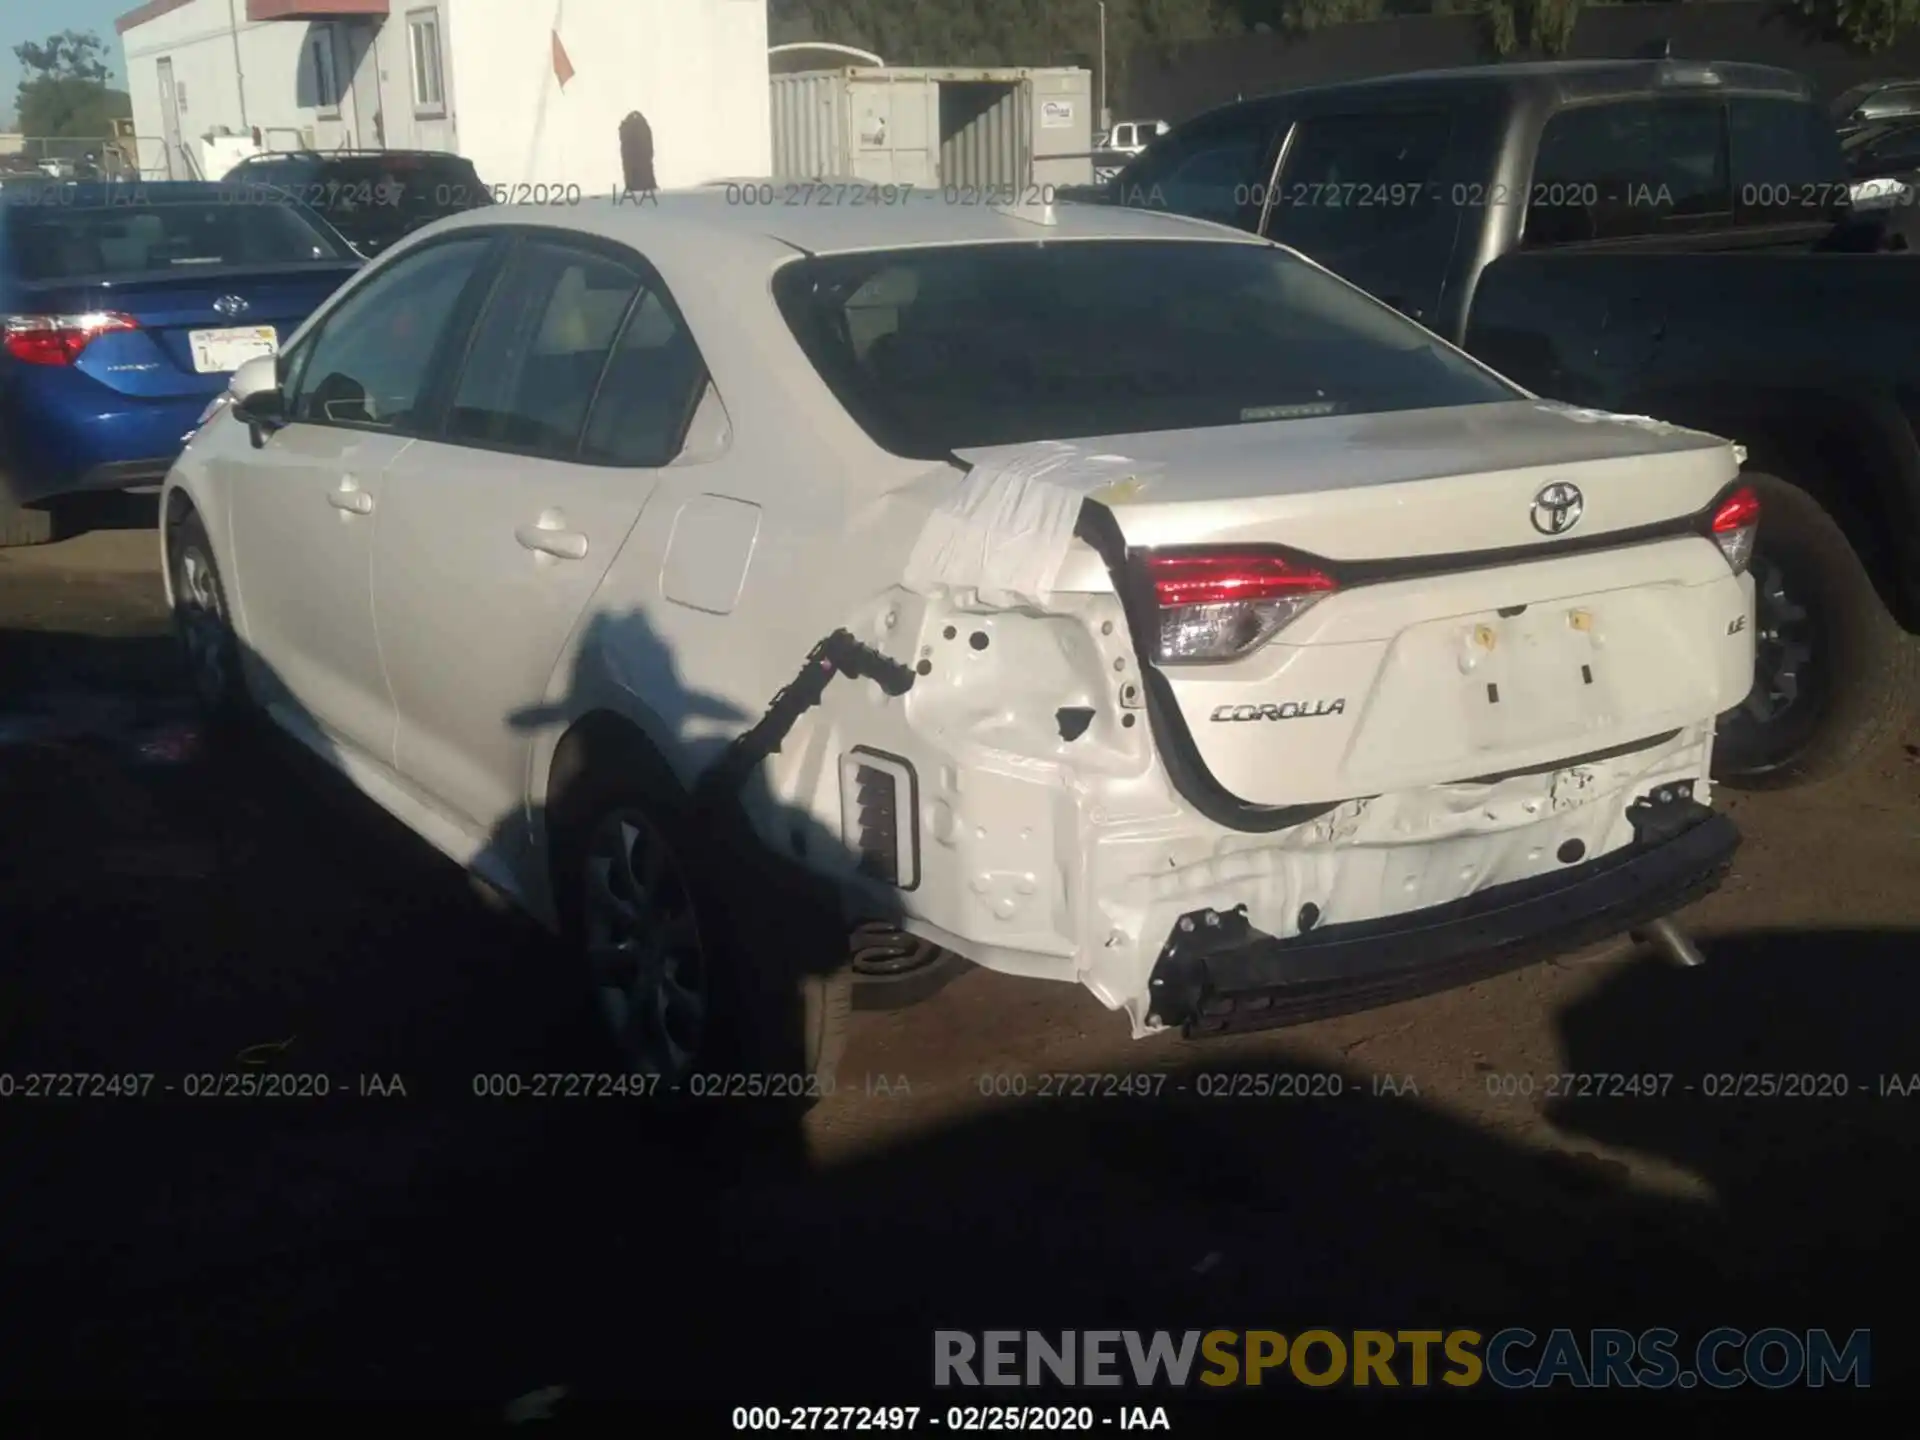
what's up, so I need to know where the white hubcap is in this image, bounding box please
[177,547,227,700]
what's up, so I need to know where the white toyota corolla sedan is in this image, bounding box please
[160,190,1758,1088]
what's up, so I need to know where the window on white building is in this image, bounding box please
[408,8,446,118]
[308,26,340,117]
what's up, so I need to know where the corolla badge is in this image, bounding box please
[1210,699,1347,722]
[1530,481,1584,536]
[212,294,250,317]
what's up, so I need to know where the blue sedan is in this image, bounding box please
[0,180,361,546]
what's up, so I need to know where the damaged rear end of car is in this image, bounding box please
[1068,427,1753,1036]
[760,227,1753,1038]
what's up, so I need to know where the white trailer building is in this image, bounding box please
[116,0,771,190]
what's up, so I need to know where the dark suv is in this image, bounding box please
[1838,80,1920,190]
[221,149,492,258]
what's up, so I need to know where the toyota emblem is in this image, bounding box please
[1530,481,1584,536]
[212,294,249,317]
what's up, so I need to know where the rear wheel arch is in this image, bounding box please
[1625,387,1920,631]
[165,504,250,721]
[162,488,212,609]
[1747,425,1918,633]
[1712,470,1918,787]
[542,706,853,1088]
[542,708,685,840]
[163,486,196,530]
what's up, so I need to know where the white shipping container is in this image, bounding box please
[1027,70,1096,190]
[770,67,1093,191]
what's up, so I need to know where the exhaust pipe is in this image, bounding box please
[1633,916,1707,968]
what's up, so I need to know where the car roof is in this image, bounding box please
[236,149,468,164]
[344,191,1303,482]
[0,180,276,207]
[423,187,1268,265]
[1834,79,1920,122]
[1185,57,1808,121]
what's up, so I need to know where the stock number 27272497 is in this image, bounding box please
[731,1406,921,1430]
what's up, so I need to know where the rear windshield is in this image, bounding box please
[246,155,490,234]
[772,240,1519,460]
[2,197,349,282]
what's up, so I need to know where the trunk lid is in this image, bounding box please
[975,400,1738,558]
[961,400,1754,808]
[27,266,357,398]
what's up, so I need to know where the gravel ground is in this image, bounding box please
[2,522,1917,1431]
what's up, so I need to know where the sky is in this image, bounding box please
[2,0,132,129]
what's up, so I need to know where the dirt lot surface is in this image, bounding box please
[4,522,1918,1431]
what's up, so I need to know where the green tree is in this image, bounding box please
[13,30,131,139]
[1477,0,1581,55]
[1792,0,1920,50]
[1277,0,1389,32]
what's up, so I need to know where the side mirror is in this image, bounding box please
[229,353,287,433]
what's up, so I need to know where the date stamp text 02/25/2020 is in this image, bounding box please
[0,1071,407,1099]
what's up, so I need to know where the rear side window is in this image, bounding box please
[1267,112,1450,253]
[445,240,641,454]
[773,239,1519,461]
[347,154,490,213]
[1523,99,1730,245]
[239,155,491,248]
[1,196,349,281]
[579,291,708,467]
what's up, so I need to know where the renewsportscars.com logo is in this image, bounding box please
[934,1328,1871,1390]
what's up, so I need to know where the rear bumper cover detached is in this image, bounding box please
[1147,795,1739,1037]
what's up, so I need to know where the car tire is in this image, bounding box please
[0,503,55,549]
[166,508,250,723]
[1713,471,1918,789]
[549,753,852,1099]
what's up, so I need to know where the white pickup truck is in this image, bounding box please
[1094,119,1170,182]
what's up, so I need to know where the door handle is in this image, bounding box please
[515,522,588,560]
[328,486,374,515]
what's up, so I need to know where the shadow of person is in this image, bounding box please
[9,588,1904,1421]
[1540,931,1920,1384]
[0,586,906,1407]
[491,604,909,1172]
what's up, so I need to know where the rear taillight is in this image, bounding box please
[1144,549,1338,663]
[2,312,140,366]
[1709,485,1761,576]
